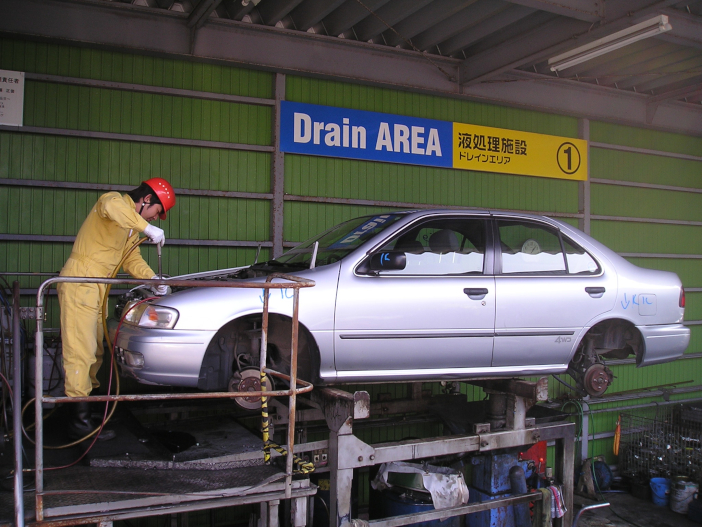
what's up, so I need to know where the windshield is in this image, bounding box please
[273,213,405,268]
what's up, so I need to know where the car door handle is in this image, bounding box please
[464,288,488,299]
[585,287,605,296]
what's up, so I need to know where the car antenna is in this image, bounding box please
[253,244,261,264]
[310,241,319,269]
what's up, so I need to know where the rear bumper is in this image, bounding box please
[637,323,690,366]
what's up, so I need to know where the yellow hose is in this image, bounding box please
[22,237,149,449]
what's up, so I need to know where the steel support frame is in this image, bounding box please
[316,387,574,527]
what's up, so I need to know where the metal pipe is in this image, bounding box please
[260,278,271,464]
[35,281,46,520]
[12,282,24,527]
[286,286,301,498]
[572,502,610,527]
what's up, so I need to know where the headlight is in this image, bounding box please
[123,303,179,329]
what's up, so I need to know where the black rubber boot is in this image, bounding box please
[67,401,116,442]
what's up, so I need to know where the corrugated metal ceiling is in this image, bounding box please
[117,0,702,108]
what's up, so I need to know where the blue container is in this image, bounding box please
[650,477,671,506]
[380,490,460,527]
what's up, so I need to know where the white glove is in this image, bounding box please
[143,224,165,247]
[151,276,171,296]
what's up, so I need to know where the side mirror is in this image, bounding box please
[369,251,406,271]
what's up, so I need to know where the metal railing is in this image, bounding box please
[14,272,315,524]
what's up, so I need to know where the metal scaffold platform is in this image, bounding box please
[1,406,314,526]
[4,277,576,527]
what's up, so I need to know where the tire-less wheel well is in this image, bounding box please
[567,319,643,396]
[197,314,320,392]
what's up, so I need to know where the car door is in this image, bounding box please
[492,217,616,368]
[333,216,496,379]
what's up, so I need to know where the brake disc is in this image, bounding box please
[229,367,274,410]
[583,363,614,397]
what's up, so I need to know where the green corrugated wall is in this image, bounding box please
[2,36,702,481]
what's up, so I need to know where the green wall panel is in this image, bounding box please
[0,189,269,243]
[0,132,271,192]
[682,292,702,321]
[591,122,702,157]
[686,325,702,354]
[591,184,702,222]
[591,220,702,255]
[591,148,702,188]
[287,76,580,138]
[23,81,272,145]
[0,37,273,98]
[624,257,702,287]
[285,155,579,213]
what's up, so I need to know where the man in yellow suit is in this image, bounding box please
[58,178,176,441]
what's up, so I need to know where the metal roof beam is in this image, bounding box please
[503,0,602,22]
[634,63,702,92]
[656,8,702,50]
[353,0,434,43]
[187,0,222,29]
[257,0,304,26]
[439,3,535,57]
[411,0,505,52]
[290,0,346,32]
[221,0,255,20]
[458,15,587,84]
[382,0,479,48]
[1,0,701,136]
[617,53,702,90]
[457,0,686,86]
[649,80,702,103]
[322,0,391,37]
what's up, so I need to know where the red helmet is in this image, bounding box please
[143,178,176,220]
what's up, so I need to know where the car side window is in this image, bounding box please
[378,218,486,275]
[497,220,566,274]
[563,236,600,274]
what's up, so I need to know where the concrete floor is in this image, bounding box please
[575,492,701,527]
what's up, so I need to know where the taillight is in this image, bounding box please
[680,288,686,308]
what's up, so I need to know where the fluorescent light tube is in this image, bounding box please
[549,15,672,72]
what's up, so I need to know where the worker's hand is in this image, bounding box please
[143,224,166,247]
[150,276,171,296]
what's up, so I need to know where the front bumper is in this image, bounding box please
[637,323,690,366]
[115,324,216,387]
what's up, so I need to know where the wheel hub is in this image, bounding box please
[229,368,273,410]
[583,363,613,396]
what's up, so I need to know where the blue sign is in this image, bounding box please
[280,101,453,168]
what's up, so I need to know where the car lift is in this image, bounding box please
[3,278,575,527]
[271,378,575,527]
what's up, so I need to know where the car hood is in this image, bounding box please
[150,263,341,332]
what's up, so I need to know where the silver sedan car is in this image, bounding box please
[114,209,689,400]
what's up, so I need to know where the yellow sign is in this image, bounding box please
[453,123,587,181]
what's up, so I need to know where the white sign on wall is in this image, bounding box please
[0,70,25,126]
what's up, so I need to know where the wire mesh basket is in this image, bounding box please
[618,404,702,482]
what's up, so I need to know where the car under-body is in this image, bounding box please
[114,209,689,398]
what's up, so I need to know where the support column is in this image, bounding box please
[261,499,280,527]
[578,118,591,235]
[292,493,308,526]
[270,73,286,258]
[314,388,370,527]
[329,428,354,527]
[580,400,590,466]
[554,424,575,527]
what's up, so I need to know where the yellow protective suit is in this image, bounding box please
[58,192,156,397]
